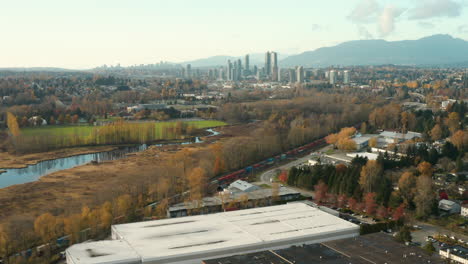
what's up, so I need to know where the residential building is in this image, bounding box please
[462,204,468,218]
[227,60,232,81]
[439,199,461,214]
[296,66,304,84]
[329,70,336,85]
[265,51,271,76]
[344,70,350,84]
[289,68,296,83]
[185,64,192,78]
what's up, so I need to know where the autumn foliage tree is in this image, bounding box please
[451,130,467,151]
[359,160,383,193]
[6,112,20,137]
[314,181,328,205]
[430,124,442,141]
[364,192,377,216]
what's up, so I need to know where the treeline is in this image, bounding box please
[7,119,199,153]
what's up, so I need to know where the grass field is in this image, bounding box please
[20,120,226,138]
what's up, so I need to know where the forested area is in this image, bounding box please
[4,116,201,153]
[0,92,377,263]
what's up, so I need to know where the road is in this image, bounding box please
[258,154,316,198]
[412,221,468,245]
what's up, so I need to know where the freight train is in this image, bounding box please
[214,137,326,186]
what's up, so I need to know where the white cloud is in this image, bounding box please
[311,24,322,31]
[348,0,380,23]
[418,22,436,29]
[378,5,405,36]
[459,24,468,33]
[358,25,374,39]
[408,0,462,20]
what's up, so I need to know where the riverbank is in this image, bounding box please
[0,123,257,225]
[0,146,118,169]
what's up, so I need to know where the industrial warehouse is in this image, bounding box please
[66,203,359,264]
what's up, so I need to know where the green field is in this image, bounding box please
[21,120,226,137]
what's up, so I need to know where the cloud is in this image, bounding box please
[311,24,322,31]
[418,22,436,29]
[378,5,405,36]
[408,0,462,20]
[459,24,468,33]
[348,0,380,23]
[358,26,374,39]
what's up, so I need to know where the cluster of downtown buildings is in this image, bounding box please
[182,52,352,85]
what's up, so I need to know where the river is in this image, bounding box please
[0,129,220,189]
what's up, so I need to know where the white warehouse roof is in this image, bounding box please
[67,203,358,264]
[66,240,140,264]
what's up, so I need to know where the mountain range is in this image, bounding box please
[182,34,468,68]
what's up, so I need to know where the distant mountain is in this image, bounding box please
[280,34,468,67]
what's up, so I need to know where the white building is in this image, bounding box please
[329,70,336,85]
[380,131,422,144]
[461,204,468,218]
[439,199,461,214]
[66,203,359,264]
[343,70,350,84]
[440,246,468,264]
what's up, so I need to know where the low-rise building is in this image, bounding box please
[66,203,359,264]
[439,199,461,214]
[380,131,422,143]
[167,184,301,218]
[440,245,468,264]
[462,204,468,218]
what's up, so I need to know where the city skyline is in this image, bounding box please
[2,0,468,68]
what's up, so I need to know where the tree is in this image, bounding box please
[417,161,433,177]
[337,138,357,151]
[369,137,378,148]
[398,172,416,205]
[446,112,460,134]
[100,201,113,229]
[430,124,442,141]
[314,181,328,205]
[278,170,288,183]
[0,224,10,262]
[364,192,377,216]
[393,203,405,221]
[395,226,412,243]
[271,182,280,202]
[6,112,20,137]
[451,130,467,151]
[64,114,72,124]
[359,160,383,193]
[423,242,436,255]
[34,213,57,245]
[115,194,132,217]
[72,114,79,124]
[326,133,339,146]
[49,116,56,125]
[360,122,367,134]
[187,167,207,204]
[58,114,65,124]
[414,175,434,219]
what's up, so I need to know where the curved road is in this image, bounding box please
[258,155,316,198]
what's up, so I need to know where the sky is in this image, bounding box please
[1,0,468,69]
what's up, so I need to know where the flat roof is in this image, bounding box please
[111,203,358,263]
[169,186,300,212]
[66,240,140,264]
